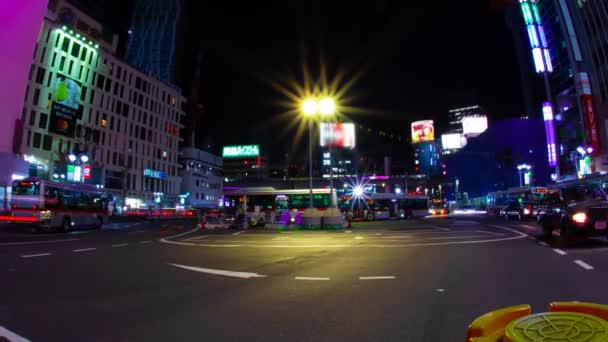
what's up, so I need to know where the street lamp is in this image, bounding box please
[300,97,336,208]
[517,164,532,187]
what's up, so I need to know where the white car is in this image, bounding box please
[199,216,230,230]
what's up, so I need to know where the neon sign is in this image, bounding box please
[222,145,260,158]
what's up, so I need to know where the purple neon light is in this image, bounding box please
[362,175,390,180]
[543,102,557,167]
[538,26,548,48]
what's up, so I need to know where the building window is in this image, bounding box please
[71,42,80,58]
[29,110,36,126]
[35,67,45,84]
[51,52,57,68]
[46,71,53,88]
[61,37,69,52]
[42,135,52,151]
[32,88,40,106]
[32,132,41,148]
[68,60,73,75]
[59,56,66,71]
[39,47,46,63]
[38,113,48,129]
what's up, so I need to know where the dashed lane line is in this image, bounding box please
[359,276,395,280]
[553,248,567,255]
[20,253,51,258]
[139,240,153,244]
[574,260,594,270]
[158,228,199,246]
[0,238,79,246]
[73,247,96,253]
[232,231,245,236]
[112,243,128,247]
[539,241,549,247]
[295,277,330,281]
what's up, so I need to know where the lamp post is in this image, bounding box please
[301,97,336,208]
[517,164,532,187]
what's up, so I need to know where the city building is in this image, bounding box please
[447,105,486,133]
[179,147,222,208]
[126,0,183,83]
[445,118,551,199]
[222,144,266,182]
[512,0,608,178]
[17,0,186,209]
[413,141,442,177]
[320,149,357,178]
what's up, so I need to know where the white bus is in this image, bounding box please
[341,193,430,221]
[222,187,334,226]
[2,178,110,232]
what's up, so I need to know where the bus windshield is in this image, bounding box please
[12,180,40,195]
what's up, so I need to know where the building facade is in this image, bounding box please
[126,0,183,83]
[447,105,486,133]
[19,0,185,208]
[179,147,222,208]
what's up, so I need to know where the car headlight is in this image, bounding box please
[572,212,587,223]
[523,208,531,215]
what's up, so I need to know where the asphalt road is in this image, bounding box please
[1,215,608,341]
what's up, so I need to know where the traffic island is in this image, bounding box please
[322,208,344,230]
[301,208,322,230]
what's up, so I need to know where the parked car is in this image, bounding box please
[539,183,608,243]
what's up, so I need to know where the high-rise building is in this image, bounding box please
[126,0,182,83]
[17,0,186,208]
[512,0,608,176]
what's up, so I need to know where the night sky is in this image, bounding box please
[79,0,524,161]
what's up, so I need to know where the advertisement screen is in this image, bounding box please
[319,123,356,149]
[462,116,488,137]
[441,133,466,150]
[411,120,434,143]
[222,145,260,158]
[49,74,81,138]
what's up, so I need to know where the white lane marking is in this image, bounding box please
[168,263,266,278]
[474,230,503,236]
[432,226,451,231]
[553,249,567,255]
[184,235,209,241]
[0,326,31,342]
[139,240,153,244]
[428,234,503,240]
[520,224,537,230]
[112,243,128,247]
[354,236,364,240]
[232,231,245,236]
[0,238,79,246]
[437,289,445,292]
[73,248,96,253]
[295,277,330,281]
[345,230,352,233]
[380,231,488,238]
[272,237,290,240]
[20,253,51,258]
[539,241,549,247]
[359,276,395,280]
[159,228,199,246]
[574,260,594,271]
[574,260,594,270]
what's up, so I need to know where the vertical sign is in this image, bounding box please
[581,95,600,154]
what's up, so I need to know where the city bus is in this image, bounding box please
[486,186,548,218]
[341,193,430,221]
[2,177,110,232]
[222,187,334,226]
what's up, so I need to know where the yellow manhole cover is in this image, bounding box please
[506,312,608,342]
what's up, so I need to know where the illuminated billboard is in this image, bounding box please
[319,123,355,149]
[222,145,260,158]
[411,120,434,143]
[49,74,81,138]
[441,133,467,150]
[462,116,488,137]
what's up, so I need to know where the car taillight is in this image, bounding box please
[572,212,587,224]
